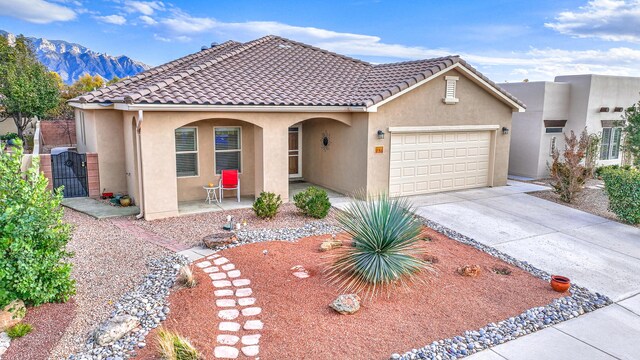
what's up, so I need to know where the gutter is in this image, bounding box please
[112,103,368,113]
[135,110,145,220]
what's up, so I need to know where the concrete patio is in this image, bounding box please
[61,197,140,219]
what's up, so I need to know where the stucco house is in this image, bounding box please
[69,36,524,220]
[501,75,640,179]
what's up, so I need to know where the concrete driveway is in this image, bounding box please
[409,181,640,360]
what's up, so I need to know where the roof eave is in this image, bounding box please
[112,103,368,113]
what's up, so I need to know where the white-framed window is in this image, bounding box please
[175,127,198,177]
[443,76,459,104]
[214,127,241,174]
[600,127,622,160]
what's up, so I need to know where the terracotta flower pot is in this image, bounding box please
[550,275,571,292]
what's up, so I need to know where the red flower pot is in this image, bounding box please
[550,275,571,292]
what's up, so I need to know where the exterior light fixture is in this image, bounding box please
[502,127,509,135]
[377,130,385,139]
[599,107,610,112]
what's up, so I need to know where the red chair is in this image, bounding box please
[219,169,240,202]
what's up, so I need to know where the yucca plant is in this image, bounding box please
[325,193,433,298]
[156,328,201,360]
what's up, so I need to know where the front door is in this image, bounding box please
[288,125,302,178]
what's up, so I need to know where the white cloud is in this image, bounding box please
[0,0,76,23]
[153,33,189,42]
[95,14,127,25]
[139,15,157,25]
[545,0,640,42]
[126,1,164,15]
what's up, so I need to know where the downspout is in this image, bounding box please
[135,110,145,219]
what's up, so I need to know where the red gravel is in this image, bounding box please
[3,299,76,360]
[223,227,562,359]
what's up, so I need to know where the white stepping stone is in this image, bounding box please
[219,321,241,332]
[212,280,232,288]
[235,288,252,297]
[218,309,240,320]
[207,254,221,259]
[214,345,239,358]
[292,271,310,278]
[221,263,235,271]
[203,266,219,273]
[232,279,250,287]
[214,257,230,265]
[210,272,227,280]
[241,334,261,346]
[241,307,261,316]
[214,289,234,297]
[241,345,259,357]
[216,299,236,307]
[243,320,263,330]
[227,270,241,278]
[217,334,239,345]
[237,297,256,306]
[196,261,212,268]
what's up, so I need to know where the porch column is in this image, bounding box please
[256,124,289,201]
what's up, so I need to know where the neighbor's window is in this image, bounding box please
[215,127,241,174]
[175,127,198,177]
[600,127,622,160]
[545,127,563,134]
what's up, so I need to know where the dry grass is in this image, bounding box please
[156,328,201,360]
[176,266,198,289]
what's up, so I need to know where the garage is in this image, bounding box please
[389,127,496,196]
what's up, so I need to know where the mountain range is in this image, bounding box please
[1,30,150,84]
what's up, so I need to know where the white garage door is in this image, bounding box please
[389,131,491,196]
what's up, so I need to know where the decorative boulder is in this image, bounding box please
[0,300,26,331]
[203,233,236,249]
[330,294,361,315]
[94,315,140,346]
[319,239,342,252]
[457,265,481,277]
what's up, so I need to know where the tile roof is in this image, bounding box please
[74,36,524,109]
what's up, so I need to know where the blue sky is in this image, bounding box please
[0,0,639,81]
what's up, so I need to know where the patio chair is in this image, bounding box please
[219,169,240,202]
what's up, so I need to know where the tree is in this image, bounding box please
[549,129,590,203]
[0,35,60,142]
[0,143,75,306]
[70,73,104,94]
[623,99,640,166]
[106,76,121,86]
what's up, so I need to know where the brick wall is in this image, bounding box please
[87,153,100,198]
[40,120,76,147]
[39,154,53,190]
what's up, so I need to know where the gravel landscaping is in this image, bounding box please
[46,209,170,359]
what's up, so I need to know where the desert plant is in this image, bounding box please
[293,186,331,219]
[6,323,33,339]
[0,144,75,307]
[156,328,201,360]
[601,167,640,224]
[549,129,590,203]
[176,266,197,288]
[584,132,601,177]
[325,193,433,298]
[252,191,282,219]
[623,99,640,166]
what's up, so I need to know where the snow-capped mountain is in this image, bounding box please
[1,30,150,84]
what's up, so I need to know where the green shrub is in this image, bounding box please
[252,192,282,219]
[601,167,640,224]
[0,133,19,141]
[293,186,331,219]
[0,145,75,307]
[6,323,33,339]
[156,328,201,360]
[325,193,433,298]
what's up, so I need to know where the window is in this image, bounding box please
[443,76,459,104]
[175,127,198,177]
[545,127,563,134]
[214,127,241,174]
[600,127,622,160]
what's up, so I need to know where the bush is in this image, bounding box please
[325,193,433,298]
[6,323,33,339]
[252,192,282,219]
[0,145,75,307]
[0,133,19,141]
[601,167,640,224]
[293,186,331,219]
[156,328,201,360]
[549,129,589,203]
[176,266,197,288]
[595,164,632,178]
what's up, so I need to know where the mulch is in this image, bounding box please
[133,227,563,359]
[3,299,76,360]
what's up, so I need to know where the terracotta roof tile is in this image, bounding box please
[72,36,524,109]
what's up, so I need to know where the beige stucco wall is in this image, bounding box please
[367,69,515,193]
[300,115,368,195]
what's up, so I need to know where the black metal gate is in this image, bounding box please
[51,151,88,198]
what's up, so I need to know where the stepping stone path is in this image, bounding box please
[196,254,263,359]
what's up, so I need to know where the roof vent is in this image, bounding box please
[614,107,624,112]
[211,42,219,48]
[201,45,209,51]
[599,107,610,113]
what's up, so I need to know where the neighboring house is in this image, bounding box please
[69,35,524,220]
[501,75,640,179]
